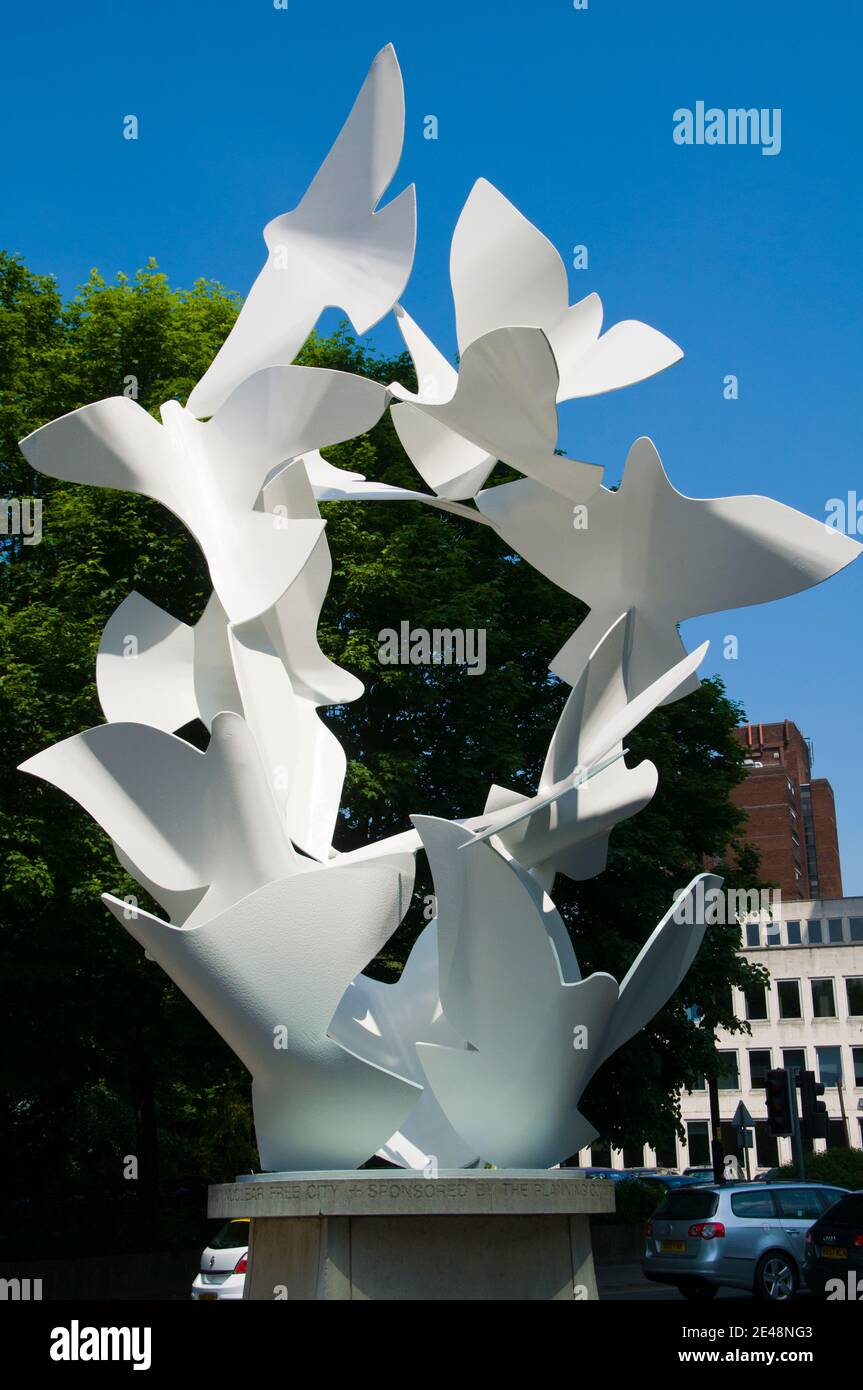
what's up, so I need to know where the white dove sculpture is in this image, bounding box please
[329,920,482,1170]
[389,324,604,504]
[412,811,721,1168]
[20,712,311,926]
[303,446,496,525]
[450,179,683,400]
[461,614,709,886]
[20,709,422,1169]
[18,41,860,1179]
[389,177,682,500]
[187,45,416,418]
[477,436,863,700]
[19,366,387,626]
[96,459,363,862]
[102,866,421,1171]
[327,621,708,1169]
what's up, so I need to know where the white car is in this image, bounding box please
[191,1218,249,1300]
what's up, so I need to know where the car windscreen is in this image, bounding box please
[821,1192,863,1224]
[654,1189,719,1221]
[209,1219,250,1249]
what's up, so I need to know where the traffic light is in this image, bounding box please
[765,1068,793,1136]
[798,1069,829,1141]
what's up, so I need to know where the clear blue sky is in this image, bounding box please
[3,1,862,889]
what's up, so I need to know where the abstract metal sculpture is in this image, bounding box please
[18,46,861,1172]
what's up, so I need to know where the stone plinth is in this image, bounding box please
[208,1170,614,1301]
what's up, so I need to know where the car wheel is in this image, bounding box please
[677,1278,719,1301]
[754,1251,798,1302]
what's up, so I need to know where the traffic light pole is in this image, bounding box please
[788,1067,806,1181]
[708,1075,725,1184]
[837,1082,849,1146]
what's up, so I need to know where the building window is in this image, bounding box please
[744,984,768,1021]
[852,1048,863,1088]
[745,922,760,947]
[777,980,801,1019]
[846,978,863,1018]
[811,978,836,1018]
[786,921,801,945]
[623,1145,645,1169]
[687,1121,710,1167]
[827,918,844,944]
[765,918,781,946]
[827,1120,847,1150]
[783,1048,807,1073]
[589,1141,611,1168]
[850,918,863,944]
[748,1050,772,1088]
[685,1003,703,1024]
[807,920,824,944]
[816,1046,843,1087]
[717,1052,740,1091]
[653,1128,678,1168]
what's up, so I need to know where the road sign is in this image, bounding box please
[731,1101,754,1129]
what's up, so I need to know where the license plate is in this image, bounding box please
[197,1292,219,1300]
[822,1247,848,1260]
[660,1240,687,1253]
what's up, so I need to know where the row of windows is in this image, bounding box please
[584,1117,863,1172]
[744,916,863,948]
[691,1043,863,1092]
[683,1118,858,1171]
[741,975,863,1021]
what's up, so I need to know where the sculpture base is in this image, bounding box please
[208,1170,614,1301]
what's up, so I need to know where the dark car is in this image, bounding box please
[803,1190,863,1298]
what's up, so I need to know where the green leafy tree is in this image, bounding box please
[0,257,249,1222]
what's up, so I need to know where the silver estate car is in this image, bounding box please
[643,1181,847,1301]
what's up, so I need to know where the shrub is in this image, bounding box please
[593,1179,662,1226]
[776,1147,863,1191]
